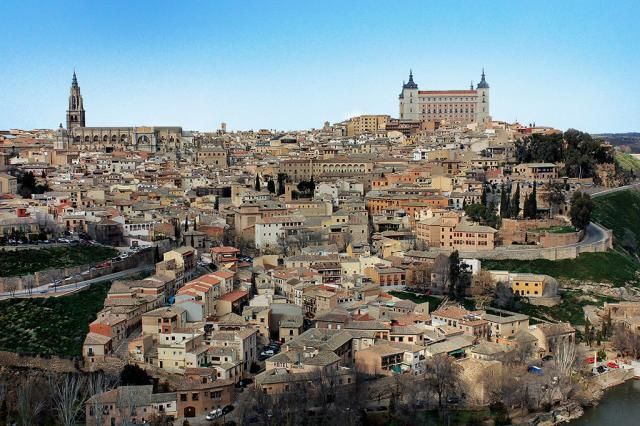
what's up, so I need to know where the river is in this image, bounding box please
[571,379,640,425]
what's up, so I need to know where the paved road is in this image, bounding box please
[0,265,154,300]
[590,182,640,198]
[582,222,608,245]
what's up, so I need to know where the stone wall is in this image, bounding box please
[500,218,567,245]
[0,248,154,293]
[433,224,612,261]
[0,350,79,373]
[540,230,582,248]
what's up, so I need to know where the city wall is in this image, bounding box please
[455,224,612,261]
[0,248,154,293]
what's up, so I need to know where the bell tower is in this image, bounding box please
[66,71,86,130]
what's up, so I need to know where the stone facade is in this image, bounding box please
[57,72,192,153]
[398,70,490,125]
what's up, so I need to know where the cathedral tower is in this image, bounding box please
[66,71,85,129]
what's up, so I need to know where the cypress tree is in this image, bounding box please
[255,174,261,191]
[524,182,538,219]
[448,250,461,298]
[499,184,508,218]
[510,183,521,218]
[531,181,537,217]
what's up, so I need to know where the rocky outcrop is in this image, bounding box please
[529,402,584,425]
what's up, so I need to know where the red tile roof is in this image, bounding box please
[219,290,248,302]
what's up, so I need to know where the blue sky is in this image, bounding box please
[1,0,638,133]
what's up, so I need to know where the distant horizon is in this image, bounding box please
[1,0,639,134]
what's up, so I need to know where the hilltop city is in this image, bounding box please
[0,69,639,426]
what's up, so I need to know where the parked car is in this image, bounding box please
[222,405,235,415]
[206,408,223,420]
[237,378,253,388]
[446,396,460,404]
[261,349,274,357]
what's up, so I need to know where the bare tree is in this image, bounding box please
[504,341,535,365]
[275,233,291,257]
[553,337,577,379]
[87,371,117,426]
[49,269,64,293]
[16,378,46,426]
[49,373,87,426]
[118,387,141,426]
[612,324,640,359]
[3,278,18,297]
[471,270,495,308]
[432,254,450,294]
[412,262,432,293]
[22,275,36,296]
[425,354,460,411]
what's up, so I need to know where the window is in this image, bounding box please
[192,393,199,401]
[180,394,187,402]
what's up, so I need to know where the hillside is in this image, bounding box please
[596,132,640,153]
[484,189,640,286]
[592,188,640,256]
[0,245,118,277]
[0,282,111,356]
[615,152,640,173]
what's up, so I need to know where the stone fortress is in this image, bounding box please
[398,69,491,126]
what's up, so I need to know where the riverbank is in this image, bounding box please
[512,367,636,425]
[570,378,640,425]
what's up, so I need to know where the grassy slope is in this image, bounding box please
[0,245,118,277]
[388,291,476,311]
[591,188,640,247]
[615,152,640,172]
[513,290,616,326]
[483,189,640,287]
[0,281,111,356]
[482,250,638,287]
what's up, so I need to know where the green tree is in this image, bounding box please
[530,182,537,217]
[267,179,276,194]
[277,173,287,195]
[448,250,461,297]
[510,183,521,219]
[0,399,7,425]
[523,182,537,219]
[499,183,509,218]
[255,173,261,191]
[448,251,470,301]
[120,364,152,386]
[569,191,594,230]
[544,181,566,215]
[464,203,486,223]
[597,348,607,361]
[481,185,487,207]
[483,206,501,229]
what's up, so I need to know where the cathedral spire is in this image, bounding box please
[67,70,85,129]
